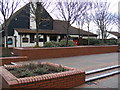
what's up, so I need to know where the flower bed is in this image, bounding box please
[6,63,68,78]
[0,62,85,88]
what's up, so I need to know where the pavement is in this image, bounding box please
[74,74,119,89]
[3,52,120,89]
[16,52,119,71]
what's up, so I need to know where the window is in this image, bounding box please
[8,38,13,45]
[22,37,28,43]
[39,38,44,42]
[50,36,57,41]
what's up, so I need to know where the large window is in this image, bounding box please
[22,37,28,43]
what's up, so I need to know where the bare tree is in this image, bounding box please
[114,13,120,32]
[84,12,92,45]
[27,0,52,47]
[75,2,92,45]
[0,0,21,48]
[56,0,89,46]
[76,15,85,45]
[92,1,115,44]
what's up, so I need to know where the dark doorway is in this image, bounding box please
[30,34,34,43]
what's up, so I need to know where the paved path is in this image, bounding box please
[1,52,119,89]
[16,52,119,71]
[74,74,119,88]
[17,52,119,89]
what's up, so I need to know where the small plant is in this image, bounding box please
[7,68,15,71]
[19,70,34,78]
[24,63,37,70]
[55,65,68,72]
[15,68,26,73]
[7,63,68,78]
[34,68,48,75]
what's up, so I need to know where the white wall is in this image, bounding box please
[107,33,118,39]
[82,36,97,39]
[14,30,44,47]
[69,35,97,39]
[30,4,36,30]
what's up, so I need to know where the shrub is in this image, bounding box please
[117,42,120,46]
[44,40,75,47]
[59,40,75,47]
[44,41,59,47]
[68,40,76,46]
[88,38,100,45]
[105,40,117,45]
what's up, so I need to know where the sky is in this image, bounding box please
[0,0,120,35]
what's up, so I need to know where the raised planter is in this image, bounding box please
[0,62,85,88]
[13,45,118,60]
[0,56,28,66]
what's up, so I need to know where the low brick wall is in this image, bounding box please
[1,62,85,88]
[13,45,118,60]
[0,56,28,65]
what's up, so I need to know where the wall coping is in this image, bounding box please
[0,56,28,60]
[1,62,84,85]
[14,45,118,50]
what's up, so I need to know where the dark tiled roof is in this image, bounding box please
[12,3,97,36]
[15,20,98,36]
[2,3,30,26]
[109,32,120,38]
[53,20,98,36]
[15,28,62,34]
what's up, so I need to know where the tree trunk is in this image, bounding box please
[87,24,90,45]
[66,29,69,47]
[36,28,39,47]
[78,28,81,45]
[66,21,70,47]
[4,22,11,56]
[101,31,104,45]
[4,22,8,48]
[35,20,39,47]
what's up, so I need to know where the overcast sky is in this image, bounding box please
[0,0,119,21]
[0,0,119,33]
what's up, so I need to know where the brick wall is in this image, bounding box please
[13,45,118,60]
[0,56,28,65]
[1,62,85,88]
